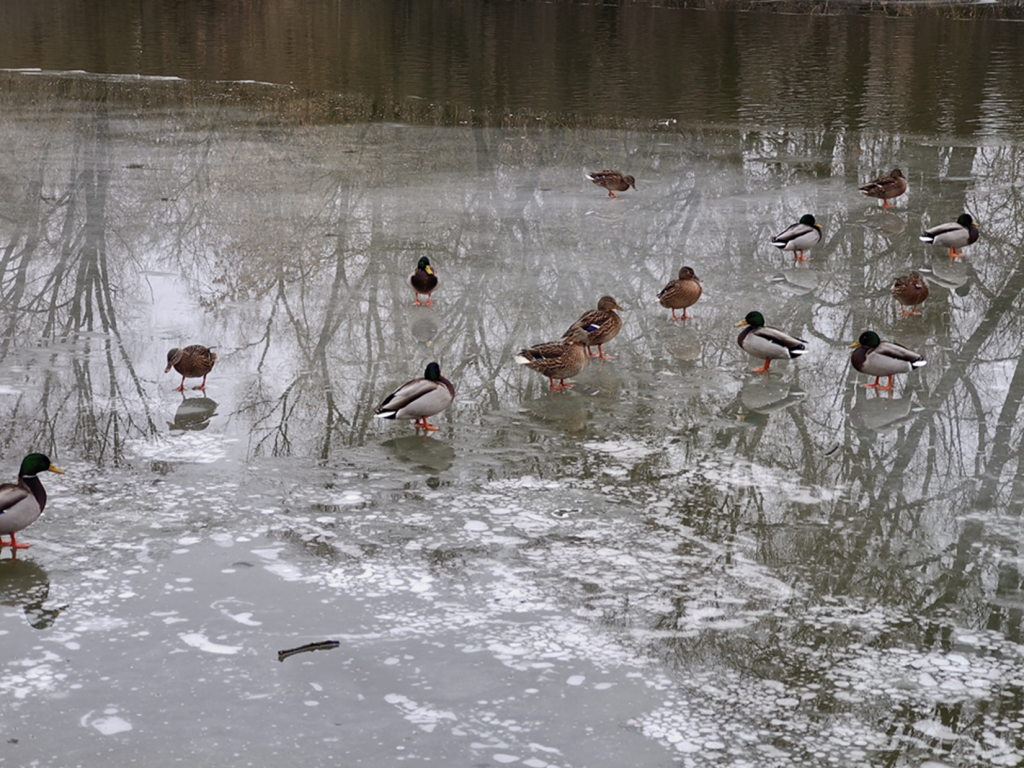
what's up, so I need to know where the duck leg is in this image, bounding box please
[863,377,882,389]
[949,247,962,260]
[174,376,187,392]
[595,345,612,360]
[876,376,895,391]
[607,190,618,198]
[1,532,31,549]
[752,359,772,374]
[193,374,209,391]
[414,417,439,431]
[793,250,809,262]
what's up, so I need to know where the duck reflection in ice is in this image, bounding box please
[849,391,924,440]
[381,433,455,473]
[409,307,439,347]
[919,262,971,296]
[768,268,819,298]
[168,395,218,431]
[659,323,702,364]
[0,557,63,629]
[519,391,590,434]
[738,378,807,420]
[860,209,907,238]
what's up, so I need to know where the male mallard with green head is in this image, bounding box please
[516,327,590,390]
[563,296,624,359]
[920,213,979,260]
[586,170,636,198]
[0,454,64,550]
[657,266,702,320]
[771,214,822,261]
[410,257,438,306]
[891,271,929,316]
[165,345,217,391]
[374,362,455,431]
[859,169,907,209]
[850,331,926,390]
[736,311,808,373]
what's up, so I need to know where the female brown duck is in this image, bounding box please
[586,170,636,198]
[563,296,624,359]
[859,169,907,209]
[657,267,702,320]
[891,271,929,316]
[166,345,218,391]
[516,327,591,390]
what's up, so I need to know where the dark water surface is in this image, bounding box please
[4,1,1024,134]
[2,3,1024,768]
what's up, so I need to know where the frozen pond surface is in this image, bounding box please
[3,4,1024,767]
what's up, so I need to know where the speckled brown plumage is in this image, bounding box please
[165,345,217,392]
[586,170,636,198]
[891,271,929,316]
[657,266,703,320]
[859,168,907,209]
[563,296,624,359]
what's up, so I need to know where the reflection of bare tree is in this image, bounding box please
[4,68,1024,760]
[0,94,158,461]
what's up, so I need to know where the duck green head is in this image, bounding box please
[736,311,765,328]
[957,213,977,227]
[799,214,817,226]
[20,453,64,477]
[851,330,881,349]
[417,257,434,275]
[424,362,443,381]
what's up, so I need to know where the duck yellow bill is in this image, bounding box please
[849,341,861,348]
[735,319,749,327]
[49,464,65,474]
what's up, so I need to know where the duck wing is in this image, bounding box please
[0,481,39,532]
[376,378,440,416]
[873,341,925,366]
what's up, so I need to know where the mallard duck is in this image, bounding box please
[0,454,64,550]
[165,345,217,392]
[586,170,636,198]
[515,327,590,390]
[920,213,979,260]
[563,295,624,359]
[850,330,926,390]
[374,362,455,431]
[771,214,822,261]
[891,271,929,316]
[410,256,438,306]
[735,311,808,373]
[859,169,907,209]
[657,266,702,320]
